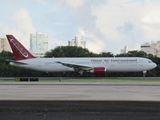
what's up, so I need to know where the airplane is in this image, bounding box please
[5,35,157,76]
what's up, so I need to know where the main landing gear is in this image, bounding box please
[78,70,84,77]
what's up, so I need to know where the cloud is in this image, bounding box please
[34,0,46,4]
[91,0,160,54]
[142,12,160,25]
[43,0,107,53]
[117,21,134,35]
[46,6,58,13]
[2,0,160,55]
[53,22,66,26]
[77,27,86,37]
[12,8,36,33]
[66,0,85,8]
[31,0,160,54]
[59,0,106,53]
[8,8,36,49]
[75,27,105,53]
[86,31,105,53]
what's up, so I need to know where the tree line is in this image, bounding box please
[0,46,159,77]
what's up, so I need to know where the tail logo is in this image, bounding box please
[9,39,28,58]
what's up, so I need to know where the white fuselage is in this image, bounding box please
[10,57,157,73]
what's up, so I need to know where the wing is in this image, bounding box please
[56,61,93,71]
[5,59,28,65]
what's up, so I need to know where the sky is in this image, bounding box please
[0,0,160,55]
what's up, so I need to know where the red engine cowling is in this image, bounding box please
[93,67,106,75]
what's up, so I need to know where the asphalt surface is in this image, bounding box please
[0,101,160,120]
[0,82,160,119]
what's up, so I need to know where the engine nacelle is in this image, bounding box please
[90,67,106,75]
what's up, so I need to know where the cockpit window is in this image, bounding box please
[148,61,152,63]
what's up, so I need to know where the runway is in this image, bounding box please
[0,101,160,120]
[0,82,160,101]
[1,82,160,119]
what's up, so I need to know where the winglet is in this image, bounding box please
[6,35,36,60]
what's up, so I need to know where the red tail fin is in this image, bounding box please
[6,35,36,60]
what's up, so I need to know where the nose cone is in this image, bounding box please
[153,63,157,68]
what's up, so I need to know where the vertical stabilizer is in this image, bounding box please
[6,35,36,60]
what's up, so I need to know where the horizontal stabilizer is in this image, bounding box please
[5,59,28,65]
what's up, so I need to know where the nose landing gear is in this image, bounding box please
[143,71,147,77]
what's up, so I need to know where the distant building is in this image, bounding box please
[30,32,48,57]
[121,45,137,54]
[0,37,11,52]
[68,36,86,48]
[141,41,160,57]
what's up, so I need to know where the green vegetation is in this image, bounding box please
[0,46,160,77]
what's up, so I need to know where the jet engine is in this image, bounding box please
[90,67,106,75]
